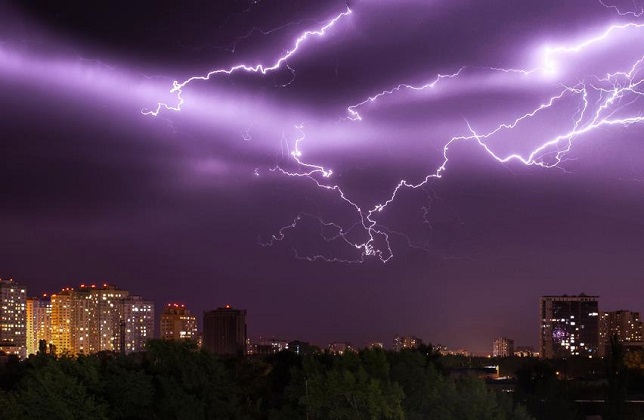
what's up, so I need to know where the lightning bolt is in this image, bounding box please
[142,1,644,263]
[263,126,392,262]
[263,19,644,262]
[143,6,352,116]
[599,0,644,17]
[345,67,467,122]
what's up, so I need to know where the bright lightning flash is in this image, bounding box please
[143,7,352,116]
[266,20,644,262]
[146,4,644,263]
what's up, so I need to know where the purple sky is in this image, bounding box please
[2,0,644,353]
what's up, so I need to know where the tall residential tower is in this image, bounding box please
[493,337,515,357]
[599,310,643,356]
[160,303,197,342]
[203,306,246,355]
[539,294,599,359]
[0,278,27,358]
[26,295,51,356]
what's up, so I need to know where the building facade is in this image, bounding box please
[120,296,155,353]
[252,337,290,355]
[93,285,130,352]
[540,294,599,358]
[50,284,153,355]
[50,289,73,355]
[0,279,27,358]
[203,306,246,355]
[72,287,95,354]
[514,346,537,357]
[599,310,643,357]
[26,296,52,356]
[492,337,515,357]
[160,304,197,341]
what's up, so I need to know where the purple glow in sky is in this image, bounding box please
[139,2,644,263]
[2,0,644,352]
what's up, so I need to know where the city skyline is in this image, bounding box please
[2,0,644,354]
[7,274,644,355]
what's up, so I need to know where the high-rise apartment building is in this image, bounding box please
[120,296,155,353]
[51,289,73,354]
[492,337,514,357]
[92,285,130,352]
[539,294,599,359]
[50,284,153,355]
[599,310,643,357]
[72,287,95,354]
[160,303,197,341]
[0,279,27,358]
[26,295,51,356]
[203,306,246,355]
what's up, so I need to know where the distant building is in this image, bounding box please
[160,303,197,342]
[492,337,514,357]
[514,346,537,357]
[539,294,599,358]
[259,337,288,354]
[599,310,643,357]
[435,345,471,357]
[368,342,384,350]
[393,335,422,352]
[0,279,27,358]
[328,342,355,355]
[203,306,247,356]
[253,337,290,355]
[26,295,51,356]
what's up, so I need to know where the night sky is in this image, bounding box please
[2,0,644,353]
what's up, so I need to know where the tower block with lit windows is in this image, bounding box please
[160,303,197,341]
[0,278,27,358]
[599,310,643,357]
[539,294,599,359]
[26,295,51,356]
[48,283,154,355]
[493,337,514,357]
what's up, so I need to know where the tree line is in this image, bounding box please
[0,340,533,420]
[5,339,644,419]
